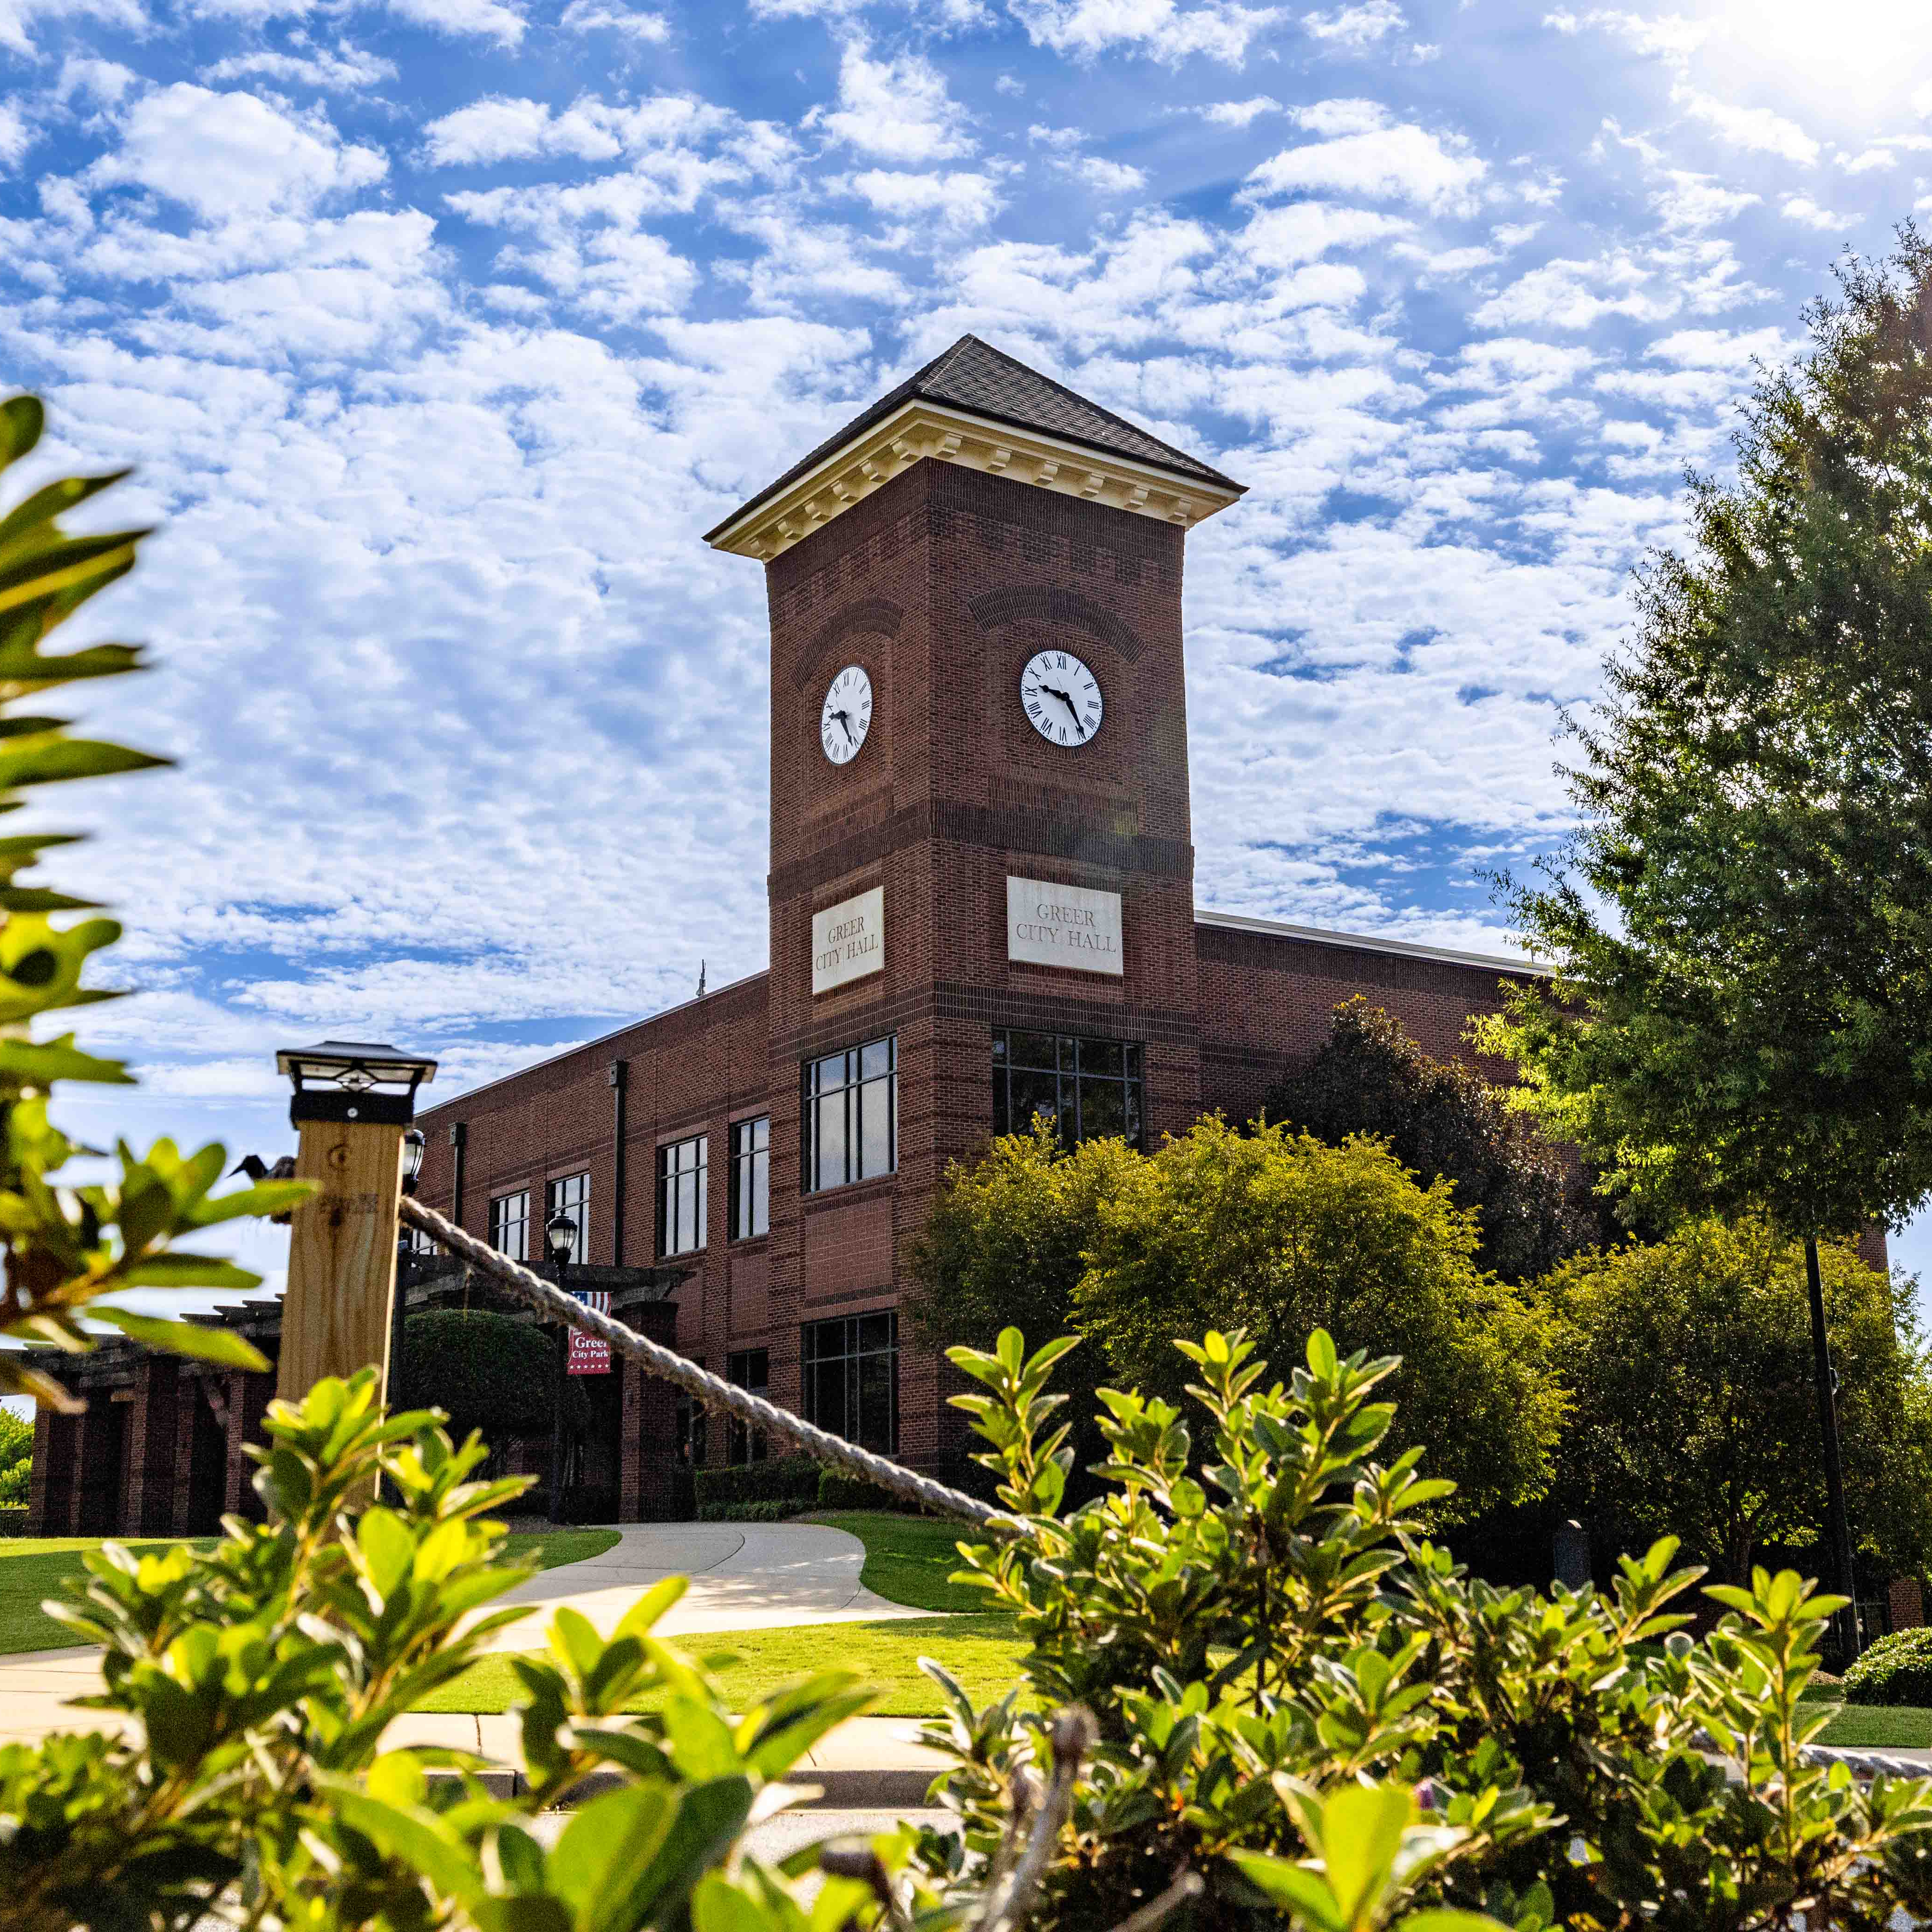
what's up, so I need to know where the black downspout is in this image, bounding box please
[449,1121,467,1228]
[609,1060,628,1267]
[1807,1235,1861,1662]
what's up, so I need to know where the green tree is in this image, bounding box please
[397,1308,581,1446]
[1074,1117,1564,1520]
[1485,230,1932,1634]
[0,1405,30,1505]
[0,395,303,1410]
[1540,1218,1932,1584]
[1267,996,1595,1280]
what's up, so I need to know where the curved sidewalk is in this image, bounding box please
[479,1520,934,1649]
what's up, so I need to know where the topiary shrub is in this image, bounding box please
[397,1309,584,1447]
[692,1455,818,1512]
[817,1465,917,1513]
[697,1498,801,1523]
[1843,1624,1932,1705]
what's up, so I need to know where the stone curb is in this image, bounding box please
[425,1766,940,1810]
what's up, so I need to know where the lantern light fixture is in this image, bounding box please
[275,1039,437,1127]
[545,1208,576,1266]
[401,1128,426,1194]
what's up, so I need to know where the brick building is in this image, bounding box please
[25,335,1542,1534]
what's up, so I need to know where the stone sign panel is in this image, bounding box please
[1006,876,1123,977]
[812,886,884,994]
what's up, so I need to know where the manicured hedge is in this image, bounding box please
[1842,1624,1932,1706]
[692,1456,819,1511]
[697,1499,801,1523]
[398,1310,583,1445]
[817,1465,918,1512]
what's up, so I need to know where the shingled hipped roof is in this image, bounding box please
[705,334,1243,543]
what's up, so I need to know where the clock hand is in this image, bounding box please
[829,707,855,744]
[1042,686,1088,738]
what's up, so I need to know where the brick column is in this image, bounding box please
[27,1404,76,1535]
[619,1306,684,1521]
[223,1371,275,1521]
[125,1356,182,1537]
[1890,1577,1924,1632]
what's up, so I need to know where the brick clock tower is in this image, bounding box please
[705,336,1244,1471]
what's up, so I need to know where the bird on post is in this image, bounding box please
[231,1153,299,1222]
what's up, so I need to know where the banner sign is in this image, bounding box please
[567,1289,611,1375]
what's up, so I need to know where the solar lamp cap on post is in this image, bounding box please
[273,1038,438,1411]
[276,1039,437,1128]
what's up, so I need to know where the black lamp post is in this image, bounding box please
[545,1206,578,1523]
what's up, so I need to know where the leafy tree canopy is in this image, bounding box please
[910,1116,1564,1521]
[1538,1219,1932,1583]
[1266,996,1595,1280]
[1482,228,1932,1237]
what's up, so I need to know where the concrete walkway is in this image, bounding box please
[0,1521,947,1788]
[480,1521,935,1650]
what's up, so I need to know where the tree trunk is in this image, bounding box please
[1806,1234,1861,1662]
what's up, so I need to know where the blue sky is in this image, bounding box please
[3,0,1932,1305]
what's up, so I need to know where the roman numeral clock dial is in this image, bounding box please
[820,664,873,765]
[1020,650,1104,747]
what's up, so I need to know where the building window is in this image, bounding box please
[487,1189,529,1262]
[802,1312,897,1454]
[804,1036,896,1193]
[676,1370,706,1470]
[731,1116,770,1240]
[545,1171,589,1266]
[658,1136,707,1256]
[992,1032,1144,1149]
[727,1347,769,1465]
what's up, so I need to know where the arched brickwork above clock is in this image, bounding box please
[790,595,905,692]
[966,584,1147,665]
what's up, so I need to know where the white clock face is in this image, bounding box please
[1019,649,1103,747]
[820,664,873,765]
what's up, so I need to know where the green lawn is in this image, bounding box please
[0,1527,620,1657]
[415,1613,1025,1719]
[807,1511,996,1613]
[1810,1702,1932,1750]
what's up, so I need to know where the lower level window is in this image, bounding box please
[992,1031,1145,1148]
[727,1348,769,1466]
[488,1190,529,1262]
[659,1136,707,1256]
[802,1312,897,1454]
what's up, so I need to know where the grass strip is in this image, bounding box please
[803,1512,995,1614]
[0,1526,620,1656]
[414,1612,1025,1719]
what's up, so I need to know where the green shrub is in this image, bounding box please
[0,1370,899,1932]
[817,1465,915,1513]
[908,1325,1932,1931]
[697,1499,801,1523]
[398,1309,574,1444]
[692,1455,818,1510]
[1843,1625,1932,1706]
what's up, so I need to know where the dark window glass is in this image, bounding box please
[991,1031,1146,1150]
[727,1347,770,1465]
[658,1136,707,1256]
[487,1190,529,1262]
[803,1036,897,1192]
[801,1313,898,1454]
[731,1116,770,1240]
[676,1372,706,1469]
[544,1171,589,1265]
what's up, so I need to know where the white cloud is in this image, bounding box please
[202,42,398,88]
[0,103,31,169]
[1837,147,1897,174]
[1293,96,1386,136]
[87,85,387,220]
[1244,106,1486,214]
[1779,194,1843,231]
[1650,170,1757,232]
[0,0,144,58]
[1473,253,1674,331]
[558,0,668,31]
[849,167,1001,227]
[424,94,621,164]
[1237,199,1409,267]
[1006,0,1285,64]
[1542,7,1710,59]
[1203,95,1281,125]
[1061,153,1148,191]
[812,42,974,163]
[1673,86,1819,166]
[384,0,526,41]
[1646,326,1787,368]
[1303,0,1403,49]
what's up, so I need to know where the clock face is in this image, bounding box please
[1019,650,1103,748]
[820,664,873,765]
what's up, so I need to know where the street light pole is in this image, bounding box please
[545,1207,577,1525]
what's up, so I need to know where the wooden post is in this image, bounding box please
[276,1120,406,1404]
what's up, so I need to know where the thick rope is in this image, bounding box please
[399,1195,1007,1530]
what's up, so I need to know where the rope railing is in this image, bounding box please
[398,1195,1009,1530]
